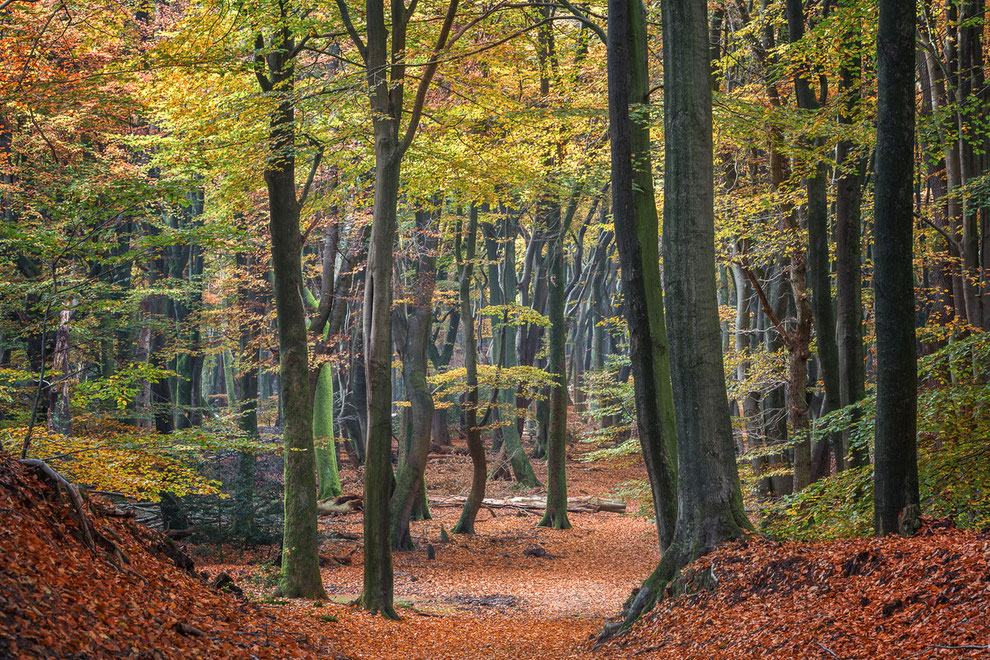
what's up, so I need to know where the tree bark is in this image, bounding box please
[834,13,867,467]
[873,0,920,536]
[607,0,751,634]
[606,0,677,548]
[453,206,486,534]
[539,197,571,530]
[257,25,325,599]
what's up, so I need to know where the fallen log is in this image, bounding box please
[428,495,625,514]
[317,494,363,516]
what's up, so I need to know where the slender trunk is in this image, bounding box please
[361,149,401,616]
[314,362,341,499]
[539,198,570,530]
[391,207,439,548]
[453,206,486,534]
[606,0,677,546]
[835,22,867,468]
[233,254,260,541]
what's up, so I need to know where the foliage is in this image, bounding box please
[578,354,635,449]
[0,423,224,499]
[762,331,990,540]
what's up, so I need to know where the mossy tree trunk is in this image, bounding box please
[255,18,325,600]
[606,0,678,547]
[604,0,751,635]
[314,363,341,499]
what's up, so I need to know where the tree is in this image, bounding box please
[452,205,486,534]
[338,0,461,617]
[605,0,751,633]
[606,0,677,547]
[253,11,326,599]
[538,193,571,531]
[873,0,919,536]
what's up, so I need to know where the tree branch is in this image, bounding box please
[736,259,794,349]
[253,34,273,91]
[298,136,325,210]
[554,0,605,44]
[0,0,41,12]
[916,211,962,253]
[334,0,368,62]
[396,0,461,156]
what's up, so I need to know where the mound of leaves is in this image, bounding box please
[603,521,990,658]
[0,451,319,659]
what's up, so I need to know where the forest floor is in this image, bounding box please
[3,435,989,659]
[201,441,660,658]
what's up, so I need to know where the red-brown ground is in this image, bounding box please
[600,522,990,659]
[203,447,660,658]
[4,439,989,660]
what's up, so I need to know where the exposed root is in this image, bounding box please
[19,459,129,567]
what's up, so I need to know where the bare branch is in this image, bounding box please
[737,259,794,349]
[396,0,460,156]
[298,136,326,211]
[554,0,605,44]
[0,0,41,12]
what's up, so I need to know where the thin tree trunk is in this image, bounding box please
[453,206,486,534]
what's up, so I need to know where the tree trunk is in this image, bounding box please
[873,0,920,536]
[608,0,751,633]
[361,147,401,617]
[606,0,678,548]
[261,35,325,600]
[391,207,439,549]
[233,254,260,541]
[314,363,341,499]
[453,206,486,534]
[539,198,571,530]
[835,18,867,468]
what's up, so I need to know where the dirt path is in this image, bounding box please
[206,451,658,658]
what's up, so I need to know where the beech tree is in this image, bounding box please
[604,0,751,634]
[606,0,677,547]
[873,0,919,536]
[252,6,326,599]
[337,0,460,617]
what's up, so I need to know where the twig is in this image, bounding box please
[814,641,839,658]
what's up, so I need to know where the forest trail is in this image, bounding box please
[203,447,658,658]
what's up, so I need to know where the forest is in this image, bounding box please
[1,0,989,657]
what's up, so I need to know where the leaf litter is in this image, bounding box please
[3,444,988,659]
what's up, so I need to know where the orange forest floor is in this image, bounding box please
[2,433,989,659]
[203,444,659,659]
